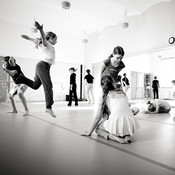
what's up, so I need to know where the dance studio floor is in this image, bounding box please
[0,100,175,175]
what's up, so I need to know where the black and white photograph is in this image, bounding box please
[0,0,175,174]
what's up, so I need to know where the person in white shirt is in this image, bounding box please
[9,21,57,118]
[84,69,94,104]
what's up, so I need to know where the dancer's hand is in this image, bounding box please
[21,35,30,40]
[34,21,43,30]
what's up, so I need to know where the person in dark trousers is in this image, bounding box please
[68,67,78,106]
[84,69,94,104]
[152,76,160,99]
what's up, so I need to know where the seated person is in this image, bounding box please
[81,75,140,144]
[144,99,171,114]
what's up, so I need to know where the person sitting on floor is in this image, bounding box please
[81,75,140,144]
[144,99,171,114]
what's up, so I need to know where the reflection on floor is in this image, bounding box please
[0,100,175,175]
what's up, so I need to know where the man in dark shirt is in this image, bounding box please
[152,76,160,99]
[84,69,94,104]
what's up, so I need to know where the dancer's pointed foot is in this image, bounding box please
[124,136,132,143]
[7,110,17,113]
[45,109,56,118]
[23,110,29,117]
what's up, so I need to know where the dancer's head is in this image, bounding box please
[148,103,156,112]
[86,69,90,74]
[69,67,77,73]
[101,75,115,93]
[154,76,157,80]
[45,31,57,45]
[172,80,175,85]
[113,46,125,57]
[110,46,125,65]
[3,56,16,67]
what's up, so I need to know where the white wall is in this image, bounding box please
[84,1,175,100]
[1,1,175,101]
[85,1,175,66]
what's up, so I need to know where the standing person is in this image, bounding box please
[68,67,78,106]
[2,56,29,116]
[152,76,160,99]
[11,21,57,118]
[101,46,125,87]
[122,73,130,93]
[81,75,140,144]
[84,69,94,104]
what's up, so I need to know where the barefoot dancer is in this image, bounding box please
[11,21,57,117]
[2,56,29,116]
[81,75,140,144]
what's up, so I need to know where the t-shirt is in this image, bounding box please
[70,73,76,85]
[152,80,159,89]
[35,39,55,65]
[84,74,94,83]
[6,64,24,83]
[102,57,125,83]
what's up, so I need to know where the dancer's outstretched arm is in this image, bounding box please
[21,21,46,47]
[81,103,102,136]
[21,34,36,43]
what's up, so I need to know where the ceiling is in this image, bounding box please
[0,0,171,38]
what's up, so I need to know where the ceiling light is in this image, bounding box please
[62,1,71,9]
[122,22,129,28]
[122,10,129,29]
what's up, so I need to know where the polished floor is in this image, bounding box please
[0,100,175,175]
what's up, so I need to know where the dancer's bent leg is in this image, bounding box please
[36,61,55,117]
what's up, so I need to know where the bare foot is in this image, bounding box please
[45,109,56,118]
[124,136,132,143]
[7,110,17,113]
[23,110,29,117]
[109,134,128,144]
[116,137,128,144]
